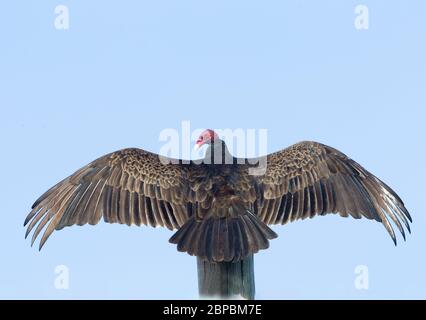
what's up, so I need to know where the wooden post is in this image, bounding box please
[197,255,255,300]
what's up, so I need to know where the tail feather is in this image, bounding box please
[169,211,278,263]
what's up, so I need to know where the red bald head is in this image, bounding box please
[195,129,219,149]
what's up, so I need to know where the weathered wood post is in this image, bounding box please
[197,255,255,300]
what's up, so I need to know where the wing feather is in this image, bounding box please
[25,148,199,249]
[254,141,411,244]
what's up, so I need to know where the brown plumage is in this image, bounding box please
[25,130,411,263]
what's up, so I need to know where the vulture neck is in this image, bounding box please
[204,139,234,165]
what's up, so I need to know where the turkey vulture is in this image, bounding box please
[25,130,412,262]
[25,129,411,264]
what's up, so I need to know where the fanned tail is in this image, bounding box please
[169,210,278,263]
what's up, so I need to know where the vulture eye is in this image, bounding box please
[199,136,204,141]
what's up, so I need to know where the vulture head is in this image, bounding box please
[195,129,234,165]
[195,129,220,150]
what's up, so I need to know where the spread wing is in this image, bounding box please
[253,141,412,244]
[25,148,197,250]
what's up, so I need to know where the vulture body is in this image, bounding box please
[25,130,412,299]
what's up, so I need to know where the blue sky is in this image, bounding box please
[0,1,425,299]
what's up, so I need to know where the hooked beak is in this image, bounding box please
[194,139,204,151]
[194,142,202,151]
